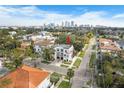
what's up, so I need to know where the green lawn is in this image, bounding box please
[78,51,84,57]
[73,58,82,68]
[58,81,71,88]
[60,64,69,68]
[89,53,96,68]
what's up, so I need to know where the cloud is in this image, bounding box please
[0,5,124,27]
[112,13,124,18]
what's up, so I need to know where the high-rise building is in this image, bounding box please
[62,21,64,27]
[71,21,74,27]
[67,21,70,27]
[65,21,68,27]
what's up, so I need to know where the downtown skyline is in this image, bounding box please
[0,5,124,27]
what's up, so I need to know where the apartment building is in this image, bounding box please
[54,44,74,62]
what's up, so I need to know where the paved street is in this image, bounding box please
[71,38,95,88]
[37,63,68,75]
[23,58,68,75]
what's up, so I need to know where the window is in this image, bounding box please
[66,55,69,58]
[65,50,67,53]
[61,57,63,60]
[61,49,63,52]
[57,49,59,51]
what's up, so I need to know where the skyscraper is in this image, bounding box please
[62,21,64,27]
[65,21,68,27]
[71,21,74,27]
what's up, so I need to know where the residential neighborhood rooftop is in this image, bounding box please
[99,38,121,51]
[54,44,73,49]
[0,65,49,88]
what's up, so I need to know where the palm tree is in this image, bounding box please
[67,68,74,83]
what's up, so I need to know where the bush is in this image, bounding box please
[50,72,62,84]
[58,81,71,88]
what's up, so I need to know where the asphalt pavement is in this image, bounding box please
[71,38,95,88]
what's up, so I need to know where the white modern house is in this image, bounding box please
[54,44,74,62]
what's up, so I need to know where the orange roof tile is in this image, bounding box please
[0,65,49,88]
[99,38,121,51]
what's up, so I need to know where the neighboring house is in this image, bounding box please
[9,31,17,36]
[98,38,121,52]
[21,42,31,49]
[31,31,55,41]
[0,65,51,88]
[54,44,74,62]
[34,39,55,48]
[116,40,124,49]
[31,35,42,41]
[22,34,32,41]
[34,45,42,53]
[39,31,55,40]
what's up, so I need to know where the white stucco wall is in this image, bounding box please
[54,45,74,62]
[37,76,51,88]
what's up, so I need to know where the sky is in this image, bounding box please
[0,5,124,27]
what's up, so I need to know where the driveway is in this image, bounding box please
[37,63,67,75]
[23,58,68,75]
[71,38,95,88]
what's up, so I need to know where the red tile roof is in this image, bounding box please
[99,38,121,51]
[0,65,49,88]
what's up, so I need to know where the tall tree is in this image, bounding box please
[66,35,71,44]
[67,68,74,83]
[42,48,54,62]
